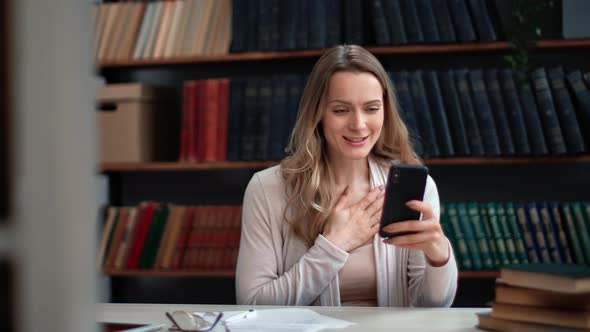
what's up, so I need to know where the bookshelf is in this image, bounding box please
[96,0,590,305]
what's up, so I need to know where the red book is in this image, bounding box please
[197,80,220,162]
[180,81,197,162]
[171,206,195,269]
[126,202,157,269]
[217,79,230,161]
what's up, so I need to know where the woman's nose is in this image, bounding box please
[348,111,366,130]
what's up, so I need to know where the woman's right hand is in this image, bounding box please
[322,185,385,252]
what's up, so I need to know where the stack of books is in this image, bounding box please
[477,263,590,332]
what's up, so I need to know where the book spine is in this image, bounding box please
[256,79,273,160]
[423,70,454,156]
[370,0,392,45]
[537,202,562,263]
[525,203,552,263]
[438,70,470,155]
[227,78,244,161]
[343,0,364,45]
[279,0,297,50]
[240,78,259,160]
[415,0,440,43]
[514,203,540,263]
[547,67,586,154]
[478,203,499,268]
[565,69,590,148]
[486,203,510,266]
[517,72,550,156]
[399,0,424,43]
[570,202,590,263]
[531,67,567,155]
[505,202,529,263]
[468,69,501,156]
[447,0,476,42]
[392,71,423,156]
[560,203,587,265]
[455,69,485,156]
[549,202,574,263]
[466,0,497,41]
[308,0,327,49]
[432,0,456,43]
[457,203,483,270]
[246,0,260,51]
[499,69,531,155]
[325,0,342,47]
[409,71,439,157]
[467,203,494,269]
[383,0,407,44]
[495,202,519,264]
[268,78,288,160]
[446,203,473,270]
[484,69,515,155]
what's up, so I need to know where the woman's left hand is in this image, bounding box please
[381,200,449,267]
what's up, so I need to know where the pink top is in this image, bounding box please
[338,240,378,306]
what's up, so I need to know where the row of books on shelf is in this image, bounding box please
[93,0,232,62]
[231,0,502,52]
[94,0,504,62]
[477,263,590,331]
[176,66,590,163]
[441,202,590,272]
[97,204,241,271]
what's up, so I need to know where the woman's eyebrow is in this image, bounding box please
[327,99,382,105]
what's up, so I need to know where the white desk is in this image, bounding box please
[97,303,489,331]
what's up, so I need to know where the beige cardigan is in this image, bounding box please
[235,158,458,306]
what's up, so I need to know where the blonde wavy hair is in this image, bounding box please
[280,45,421,247]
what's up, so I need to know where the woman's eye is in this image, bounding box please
[333,109,348,113]
[367,107,380,112]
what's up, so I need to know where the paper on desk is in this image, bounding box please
[195,308,354,332]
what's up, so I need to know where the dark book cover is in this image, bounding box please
[548,202,574,264]
[399,0,424,44]
[370,0,392,45]
[257,0,272,51]
[485,69,515,155]
[382,0,407,44]
[268,77,288,160]
[246,0,260,51]
[409,70,439,157]
[240,78,259,160]
[325,0,342,47]
[499,68,531,155]
[391,71,423,156]
[227,78,245,161]
[530,67,567,155]
[279,0,297,50]
[468,69,502,156]
[343,0,364,45]
[256,79,273,160]
[416,0,440,43]
[217,79,230,161]
[454,69,485,156]
[308,0,327,49]
[438,70,470,155]
[466,0,497,41]
[283,75,304,156]
[536,202,562,263]
[565,69,590,148]
[514,202,540,264]
[295,0,309,49]
[447,0,477,42]
[268,0,281,51]
[230,0,246,52]
[422,70,454,156]
[547,67,586,154]
[516,72,550,156]
[432,0,457,43]
[525,202,552,263]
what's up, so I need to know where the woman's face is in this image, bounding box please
[321,71,385,161]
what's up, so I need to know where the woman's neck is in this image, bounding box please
[330,157,371,193]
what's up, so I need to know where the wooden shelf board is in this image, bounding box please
[103,269,496,278]
[97,39,590,68]
[458,271,500,278]
[99,156,590,172]
[102,269,235,278]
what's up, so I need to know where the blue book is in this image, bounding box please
[268,77,288,160]
[399,0,424,43]
[432,0,456,43]
[454,69,485,156]
[246,0,260,51]
[227,78,245,161]
[525,203,552,263]
[530,67,567,155]
[371,0,391,45]
[499,69,531,155]
[279,0,297,50]
[485,69,515,155]
[268,0,281,51]
[447,0,477,42]
[295,0,309,49]
[466,0,497,41]
[409,71,439,157]
[514,203,540,263]
[516,72,549,156]
[391,71,423,156]
[536,202,562,263]
[308,0,327,49]
[423,70,455,156]
[343,0,364,45]
[547,67,586,154]
[468,69,502,156]
[566,69,590,147]
[241,78,259,160]
[382,0,407,44]
[439,70,470,156]
[325,0,342,47]
[548,202,574,264]
[230,0,247,53]
[416,0,440,43]
[256,79,273,160]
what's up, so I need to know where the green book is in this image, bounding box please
[537,202,562,263]
[478,203,499,267]
[526,203,551,263]
[461,202,491,270]
[486,203,510,266]
[446,203,473,270]
[496,202,519,264]
[139,205,170,269]
[550,202,574,263]
[561,204,586,265]
[570,202,590,264]
[515,203,540,263]
[504,202,528,263]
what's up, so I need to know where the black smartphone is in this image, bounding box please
[379,164,428,238]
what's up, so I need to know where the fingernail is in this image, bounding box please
[379,185,384,191]
[406,201,416,206]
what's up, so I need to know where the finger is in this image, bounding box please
[406,200,435,222]
[334,185,350,209]
[365,194,385,218]
[382,219,437,235]
[370,210,382,227]
[356,185,384,210]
